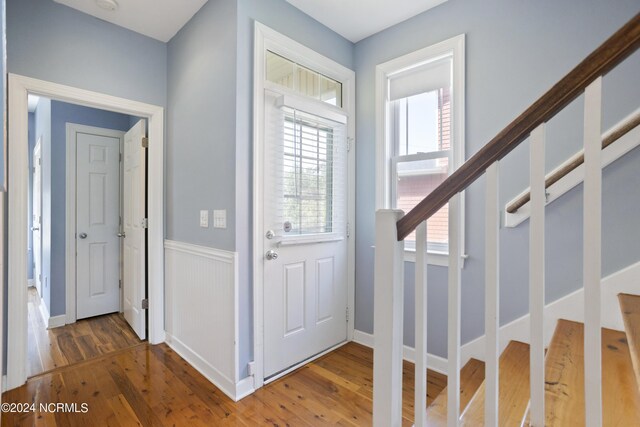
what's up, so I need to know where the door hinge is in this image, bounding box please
[119,152,122,162]
[38,158,42,165]
[141,298,149,310]
[119,279,122,289]
[346,307,350,322]
[141,137,149,148]
[347,137,354,152]
[346,222,350,238]
[141,218,149,228]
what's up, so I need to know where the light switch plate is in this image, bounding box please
[200,210,209,228]
[213,209,226,229]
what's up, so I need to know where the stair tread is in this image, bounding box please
[459,341,531,426]
[424,358,485,425]
[619,293,640,390]
[527,319,640,426]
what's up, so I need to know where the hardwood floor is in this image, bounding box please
[4,341,446,426]
[27,287,143,377]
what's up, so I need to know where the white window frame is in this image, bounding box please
[253,22,356,390]
[375,34,466,266]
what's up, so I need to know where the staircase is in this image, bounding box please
[419,294,640,426]
[372,12,640,427]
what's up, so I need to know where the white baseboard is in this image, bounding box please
[27,279,35,287]
[37,295,65,330]
[355,260,640,371]
[166,333,237,400]
[235,376,255,401]
[352,329,448,375]
[166,333,253,402]
[38,299,50,327]
[48,315,66,329]
[2,375,7,392]
[461,259,640,364]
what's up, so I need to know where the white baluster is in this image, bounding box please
[373,209,405,427]
[485,162,500,427]
[447,194,462,427]
[415,221,428,427]
[529,123,546,426]
[583,77,603,427]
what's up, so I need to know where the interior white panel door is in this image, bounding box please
[76,132,120,319]
[123,120,147,340]
[263,91,348,378]
[32,140,42,296]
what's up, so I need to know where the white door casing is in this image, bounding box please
[75,132,121,319]
[253,23,356,388]
[32,139,42,296]
[123,119,147,340]
[7,74,164,392]
[262,91,349,378]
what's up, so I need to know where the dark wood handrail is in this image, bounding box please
[506,110,640,213]
[397,12,640,241]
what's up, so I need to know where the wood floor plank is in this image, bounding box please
[26,287,143,378]
[529,319,640,427]
[619,293,640,391]
[460,341,531,426]
[425,358,485,425]
[4,342,447,426]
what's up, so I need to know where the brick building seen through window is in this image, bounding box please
[393,86,451,252]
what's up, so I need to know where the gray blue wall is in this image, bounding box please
[6,0,166,107]
[353,0,640,357]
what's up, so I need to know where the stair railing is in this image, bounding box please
[373,12,640,427]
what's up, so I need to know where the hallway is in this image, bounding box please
[27,287,142,377]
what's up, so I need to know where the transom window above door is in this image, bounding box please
[266,50,343,107]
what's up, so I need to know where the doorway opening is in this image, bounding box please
[7,74,165,391]
[25,95,147,377]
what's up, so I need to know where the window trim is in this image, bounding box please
[375,34,466,265]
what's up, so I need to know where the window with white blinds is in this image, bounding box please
[265,94,347,239]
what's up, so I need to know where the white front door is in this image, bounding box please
[122,120,147,340]
[263,91,349,378]
[32,139,42,295]
[76,131,121,319]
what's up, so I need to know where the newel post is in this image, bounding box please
[373,209,405,427]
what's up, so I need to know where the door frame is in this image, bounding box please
[65,123,126,324]
[7,74,165,391]
[32,138,42,294]
[252,23,356,389]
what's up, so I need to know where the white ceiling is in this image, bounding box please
[285,0,448,43]
[53,0,208,42]
[53,0,446,45]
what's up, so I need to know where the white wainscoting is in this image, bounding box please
[356,260,640,372]
[164,240,253,401]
